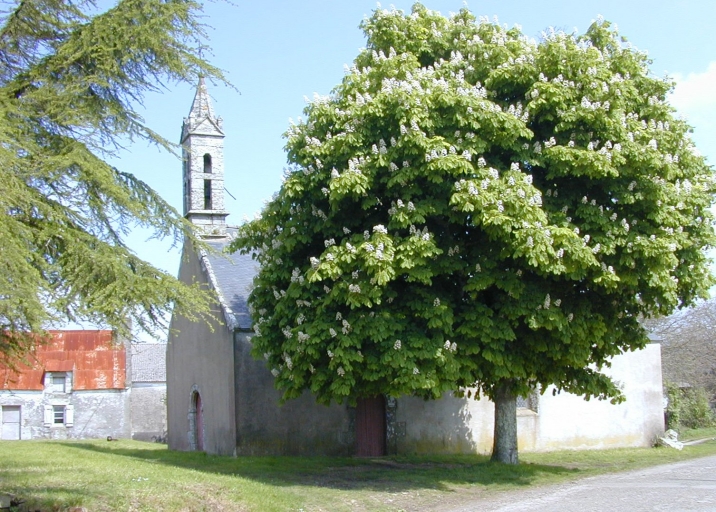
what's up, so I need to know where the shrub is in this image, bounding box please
[665,381,715,430]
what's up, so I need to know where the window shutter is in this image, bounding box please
[43,405,53,426]
[65,372,73,393]
[65,405,74,427]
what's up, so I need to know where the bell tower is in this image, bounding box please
[181,77,228,237]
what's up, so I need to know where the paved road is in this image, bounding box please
[447,455,716,512]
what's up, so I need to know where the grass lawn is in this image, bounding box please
[1,438,716,512]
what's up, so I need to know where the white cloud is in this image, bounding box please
[669,62,716,164]
[670,61,716,112]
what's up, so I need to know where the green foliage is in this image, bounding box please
[665,382,682,429]
[666,382,715,430]
[230,5,715,407]
[0,0,227,362]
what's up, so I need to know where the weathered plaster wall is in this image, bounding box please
[68,390,130,439]
[395,344,664,454]
[233,333,353,456]
[530,343,665,451]
[130,384,167,441]
[0,391,44,440]
[0,389,129,440]
[130,343,167,441]
[166,245,237,456]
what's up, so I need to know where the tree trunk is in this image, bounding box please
[491,382,519,464]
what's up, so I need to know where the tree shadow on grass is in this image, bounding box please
[63,440,577,493]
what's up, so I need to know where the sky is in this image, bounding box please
[115,0,716,300]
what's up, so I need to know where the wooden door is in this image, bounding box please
[355,396,386,457]
[194,393,204,452]
[1,406,21,440]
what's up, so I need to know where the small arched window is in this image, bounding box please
[204,179,212,210]
[203,153,212,174]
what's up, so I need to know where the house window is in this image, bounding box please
[51,374,66,393]
[203,153,212,173]
[53,405,65,424]
[44,404,73,427]
[46,372,69,393]
[517,391,539,413]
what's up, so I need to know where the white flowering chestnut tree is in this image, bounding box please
[230,4,715,463]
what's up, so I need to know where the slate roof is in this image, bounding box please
[201,228,258,331]
[0,330,126,391]
[130,343,167,382]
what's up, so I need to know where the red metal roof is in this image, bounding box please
[0,330,126,391]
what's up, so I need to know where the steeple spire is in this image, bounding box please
[180,78,228,237]
[188,76,215,120]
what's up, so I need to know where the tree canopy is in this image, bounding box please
[0,0,226,363]
[230,4,716,461]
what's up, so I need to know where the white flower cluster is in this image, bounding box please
[297,332,310,343]
[528,193,542,206]
[580,97,610,111]
[311,205,327,221]
[291,268,305,284]
[371,138,388,155]
[305,136,322,147]
[443,340,457,352]
[506,103,529,122]
[394,339,402,350]
[349,284,361,293]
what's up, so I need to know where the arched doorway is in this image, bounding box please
[189,389,204,452]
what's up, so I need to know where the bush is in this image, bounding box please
[665,382,715,430]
